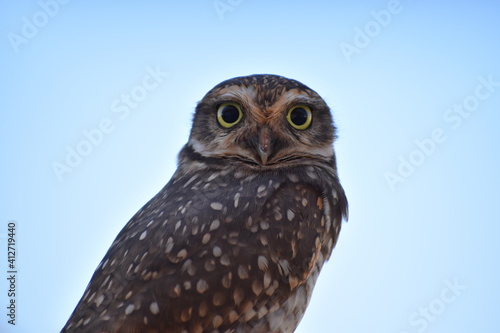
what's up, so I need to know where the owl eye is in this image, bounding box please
[217,103,243,128]
[286,105,312,130]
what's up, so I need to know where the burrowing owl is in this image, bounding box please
[62,74,348,333]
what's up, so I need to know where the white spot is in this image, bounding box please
[147,220,154,227]
[306,170,317,179]
[323,197,332,232]
[213,315,223,328]
[258,256,268,271]
[202,233,211,244]
[287,209,295,221]
[87,292,96,303]
[197,279,209,293]
[263,271,272,288]
[244,308,257,321]
[234,192,240,208]
[213,246,222,257]
[95,295,104,307]
[165,237,174,253]
[172,284,181,297]
[183,175,198,188]
[259,220,269,230]
[107,280,113,290]
[220,254,230,266]
[222,272,232,288]
[125,304,135,315]
[139,231,147,240]
[273,208,282,221]
[184,281,192,290]
[328,238,333,251]
[210,202,223,210]
[257,184,266,193]
[238,265,250,279]
[102,275,110,287]
[181,259,192,272]
[177,249,187,259]
[210,219,220,231]
[258,306,268,319]
[252,280,263,295]
[289,275,299,289]
[207,172,219,182]
[278,259,291,276]
[229,310,239,323]
[150,302,160,315]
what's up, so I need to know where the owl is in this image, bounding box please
[61,74,348,333]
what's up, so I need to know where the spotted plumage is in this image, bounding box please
[62,74,348,333]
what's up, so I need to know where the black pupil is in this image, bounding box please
[290,108,308,125]
[221,105,240,124]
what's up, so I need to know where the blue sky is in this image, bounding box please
[1,1,500,332]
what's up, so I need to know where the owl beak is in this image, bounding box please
[258,125,271,165]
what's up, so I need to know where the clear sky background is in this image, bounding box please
[1,1,500,332]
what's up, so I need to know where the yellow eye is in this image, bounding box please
[286,105,312,130]
[217,103,243,128]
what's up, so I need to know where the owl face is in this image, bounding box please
[188,75,336,168]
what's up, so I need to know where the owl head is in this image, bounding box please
[187,74,337,169]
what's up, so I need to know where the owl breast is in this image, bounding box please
[155,166,337,332]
